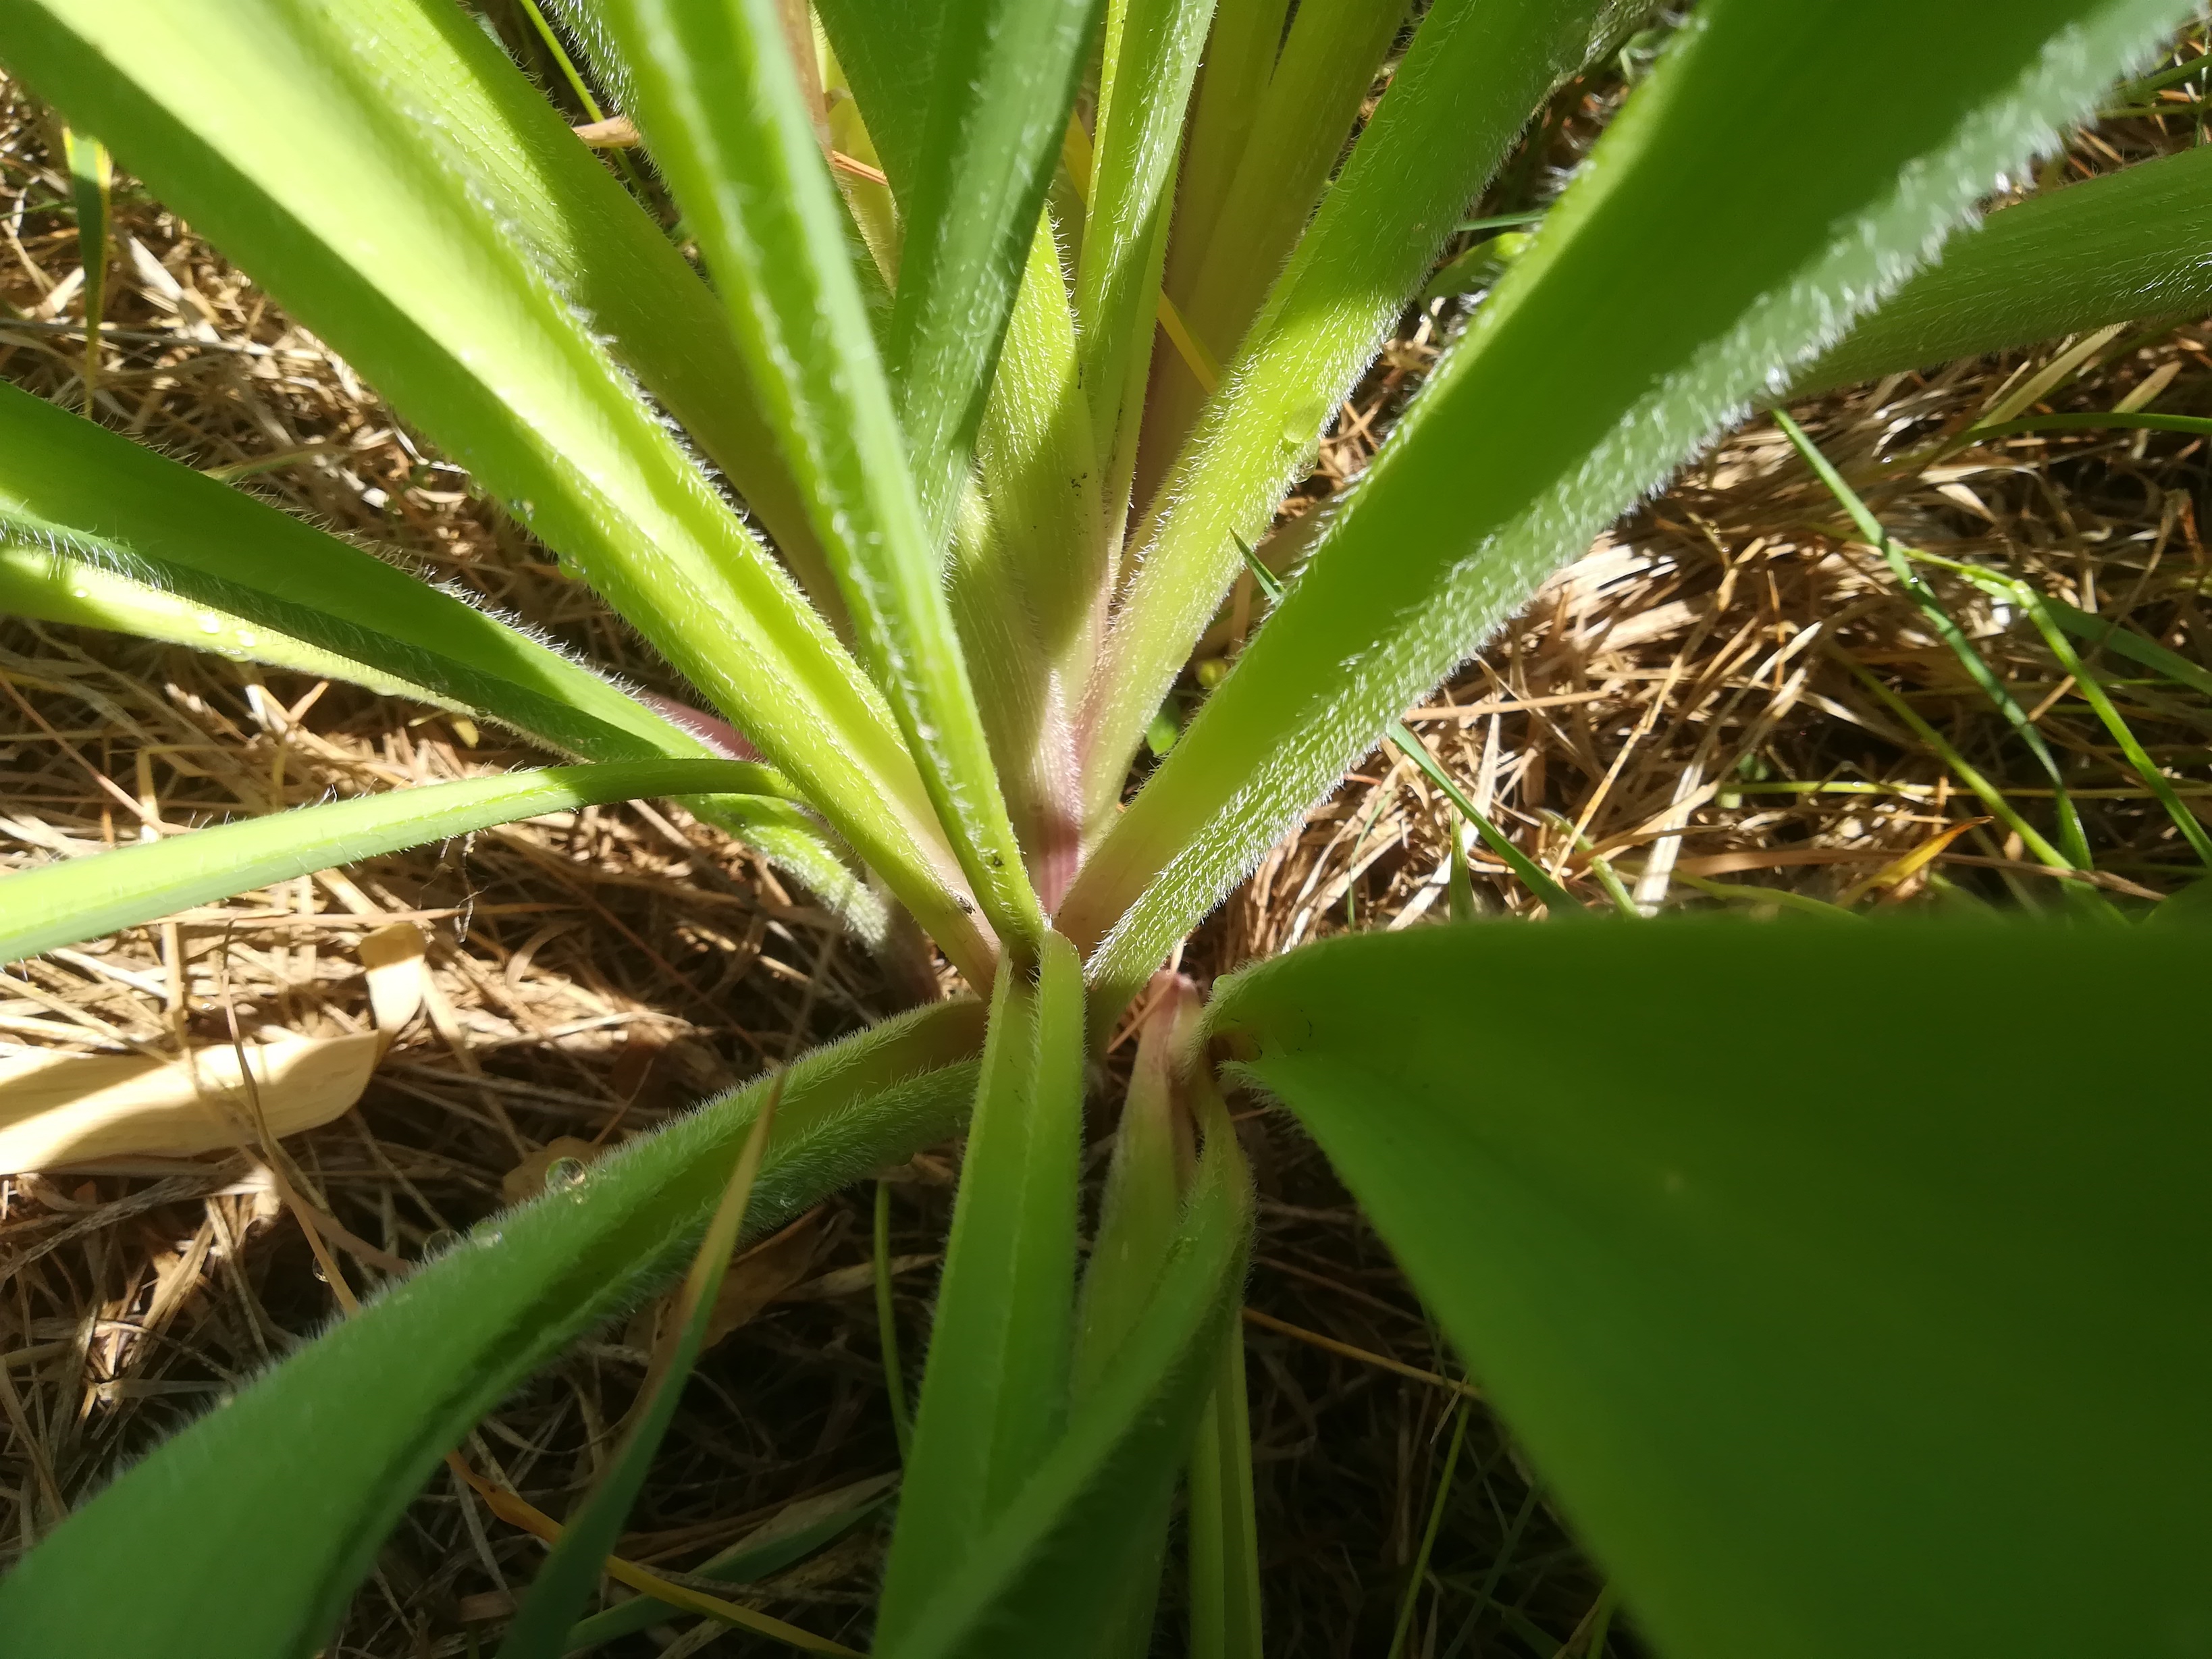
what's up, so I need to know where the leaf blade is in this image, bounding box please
[604,0,1047,952]
[0,760,783,964]
[3,0,986,977]
[0,1000,987,1658]
[1209,918,2212,1659]
[874,932,1088,1649]
[1068,0,2194,1009]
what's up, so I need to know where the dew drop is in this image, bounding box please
[198,614,224,635]
[544,1155,589,1192]
[420,1228,460,1259]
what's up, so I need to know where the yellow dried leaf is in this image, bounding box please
[0,924,428,1173]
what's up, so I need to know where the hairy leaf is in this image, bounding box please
[887,1081,1253,1659]
[1800,142,2212,394]
[0,0,985,977]
[885,0,1103,555]
[1083,0,1629,824]
[0,760,797,965]
[0,1001,987,1658]
[1068,0,2193,1013]
[606,0,1045,955]
[874,932,1087,1649]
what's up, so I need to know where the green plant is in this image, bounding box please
[0,0,2208,1654]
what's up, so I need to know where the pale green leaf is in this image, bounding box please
[604,0,1045,953]
[1209,919,2212,1659]
[313,0,843,614]
[0,760,792,965]
[1078,0,1217,499]
[1,0,988,978]
[0,999,987,1658]
[1080,0,1629,830]
[1068,0,2193,1013]
[1130,0,1406,500]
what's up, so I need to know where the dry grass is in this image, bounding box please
[3,26,2209,1658]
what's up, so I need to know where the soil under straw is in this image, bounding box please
[2,26,2208,1657]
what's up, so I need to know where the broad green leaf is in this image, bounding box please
[0,759,800,965]
[886,1086,1254,1659]
[604,0,1047,953]
[1080,0,1629,829]
[311,0,842,614]
[1066,0,2194,1014]
[874,932,1086,1650]
[1209,920,2212,1659]
[0,999,987,1659]
[0,0,992,981]
[883,0,1103,556]
[1799,142,2212,395]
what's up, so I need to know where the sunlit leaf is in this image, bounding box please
[1,0,986,977]
[606,0,1045,953]
[1069,0,2194,1014]
[0,760,790,964]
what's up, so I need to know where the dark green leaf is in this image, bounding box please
[1211,920,2212,1659]
[0,1001,987,1658]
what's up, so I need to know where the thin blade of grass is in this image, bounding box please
[874,1178,914,1462]
[59,124,106,415]
[0,759,783,965]
[562,1476,896,1652]
[500,930,840,1658]
[1384,1398,1472,1659]
[1774,411,2097,876]
[1910,549,2212,868]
